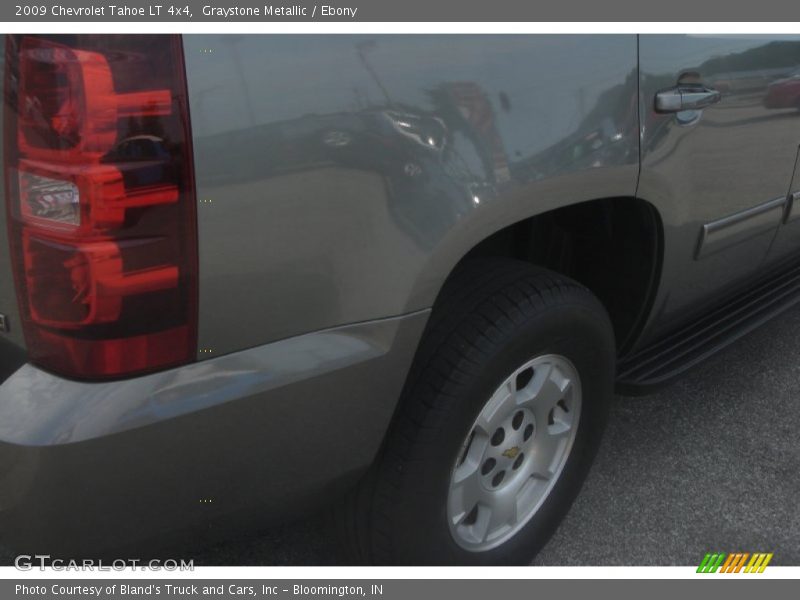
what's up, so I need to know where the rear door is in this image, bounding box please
[638,35,800,339]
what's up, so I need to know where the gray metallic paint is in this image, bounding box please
[185,35,800,358]
[0,309,428,551]
[183,35,641,357]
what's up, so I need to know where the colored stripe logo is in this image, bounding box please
[697,552,773,573]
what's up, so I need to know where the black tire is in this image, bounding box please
[341,258,615,565]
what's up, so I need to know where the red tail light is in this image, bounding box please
[4,35,198,379]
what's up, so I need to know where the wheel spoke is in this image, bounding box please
[455,429,490,475]
[449,459,485,525]
[531,389,573,435]
[486,485,520,534]
[517,363,565,413]
[549,401,574,435]
[515,362,549,405]
[476,379,514,433]
[529,427,570,480]
[470,504,493,542]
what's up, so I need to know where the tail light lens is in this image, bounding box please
[4,35,198,380]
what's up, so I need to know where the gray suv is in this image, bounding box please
[2,34,800,565]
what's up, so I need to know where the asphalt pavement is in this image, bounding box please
[2,304,799,566]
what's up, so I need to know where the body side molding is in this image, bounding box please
[696,197,787,260]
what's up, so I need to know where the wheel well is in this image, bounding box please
[458,197,662,354]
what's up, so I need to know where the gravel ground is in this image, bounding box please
[2,305,799,566]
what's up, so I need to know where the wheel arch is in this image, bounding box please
[412,196,663,356]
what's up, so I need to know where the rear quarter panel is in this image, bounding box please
[185,35,640,357]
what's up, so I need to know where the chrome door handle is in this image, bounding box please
[655,84,721,113]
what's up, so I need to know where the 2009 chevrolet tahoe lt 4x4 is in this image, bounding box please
[2,34,800,565]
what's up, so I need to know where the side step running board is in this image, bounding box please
[616,259,800,395]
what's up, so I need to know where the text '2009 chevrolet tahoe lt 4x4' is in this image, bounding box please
[1,34,800,565]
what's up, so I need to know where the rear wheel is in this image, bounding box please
[345,259,615,565]
[447,353,583,553]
